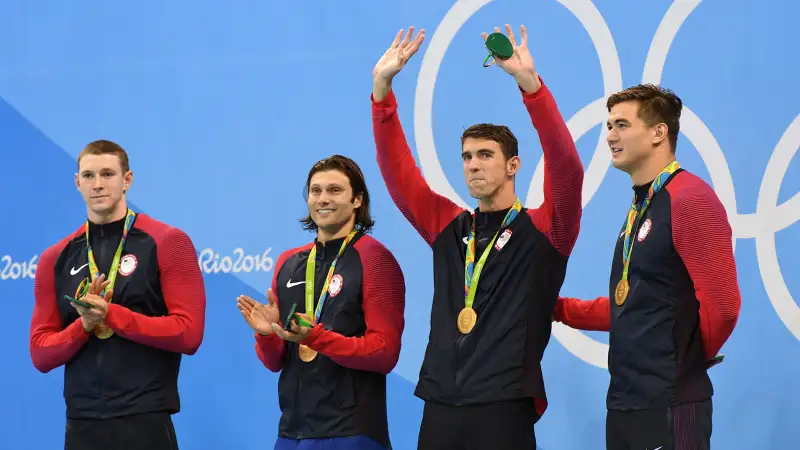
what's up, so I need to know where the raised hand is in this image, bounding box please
[237,288,281,336]
[481,24,542,93]
[372,27,426,101]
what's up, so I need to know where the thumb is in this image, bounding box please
[266,288,277,306]
[103,289,114,303]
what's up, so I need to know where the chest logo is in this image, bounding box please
[287,279,306,288]
[70,263,89,276]
[328,274,344,297]
[637,218,653,242]
[118,254,138,277]
[495,228,513,251]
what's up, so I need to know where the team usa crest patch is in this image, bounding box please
[119,254,138,276]
[328,274,343,297]
[637,219,653,242]
[495,229,513,251]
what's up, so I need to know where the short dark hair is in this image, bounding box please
[606,84,683,152]
[78,140,130,172]
[300,155,375,234]
[461,124,519,160]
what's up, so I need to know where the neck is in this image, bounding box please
[317,217,356,245]
[478,185,517,212]
[88,202,128,225]
[629,152,676,186]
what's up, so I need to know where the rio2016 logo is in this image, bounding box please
[414,0,800,366]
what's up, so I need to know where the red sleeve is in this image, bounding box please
[253,248,294,372]
[524,80,585,256]
[553,295,611,331]
[670,183,741,359]
[300,238,405,374]
[104,226,206,355]
[29,237,91,373]
[372,89,465,246]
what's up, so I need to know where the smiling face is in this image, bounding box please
[75,151,132,223]
[606,100,662,173]
[605,84,683,183]
[307,169,363,240]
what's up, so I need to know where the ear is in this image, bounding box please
[74,173,80,190]
[123,170,133,194]
[506,155,521,176]
[352,192,363,210]
[652,123,668,146]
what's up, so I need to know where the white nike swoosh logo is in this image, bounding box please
[70,264,89,276]
[286,280,306,288]
[463,236,469,245]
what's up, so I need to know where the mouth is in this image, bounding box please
[610,147,623,155]
[90,195,109,200]
[316,208,335,214]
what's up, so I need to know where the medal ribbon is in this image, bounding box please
[464,198,522,310]
[305,225,361,324]
[82,208,137,300]
[620,161,680,282]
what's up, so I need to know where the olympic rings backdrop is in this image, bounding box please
[1,1,798,448]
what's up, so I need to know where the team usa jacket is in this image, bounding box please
[254,233,405,447]
[29,213,206,419]
[554,169,741,411]
[371,79,584,417]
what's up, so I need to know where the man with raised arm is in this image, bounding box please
[371,25,584,449]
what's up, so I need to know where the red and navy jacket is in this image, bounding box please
[371,79,584,416]
[554,169,741,410]
[254,233,405,447]
[29,213,206,419]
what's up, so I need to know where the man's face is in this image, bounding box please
[307,169,362,233]
[461,138,517,200]
[607,100,662,174]
[74,154,132,218]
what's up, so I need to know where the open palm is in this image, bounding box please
[373,27,426,83]
[482,24,536,77]
[237,289,280,336]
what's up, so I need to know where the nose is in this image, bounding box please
[467,158,481,172]
[607,128,618,145]
[317,191,331,204]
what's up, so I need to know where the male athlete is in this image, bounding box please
[371,25,584,449]
[30,140,207,450]
[237,155,405,450]
[554,84,741,450]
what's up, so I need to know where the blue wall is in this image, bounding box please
[1,1,798,448]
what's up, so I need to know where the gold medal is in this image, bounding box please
[298,344,318,362]
[457,307,478,334]
[94,324,114,339]
[614,279,629,306]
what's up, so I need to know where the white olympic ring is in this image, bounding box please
[413,0,800,368]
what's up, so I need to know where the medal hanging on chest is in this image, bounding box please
[298,226,361,362]
[459,199,522,334]
[615,161,680,306]
[80,208,137,339]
